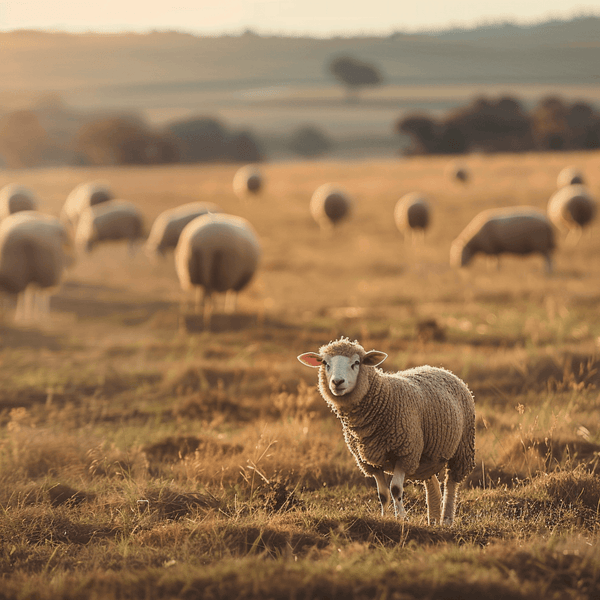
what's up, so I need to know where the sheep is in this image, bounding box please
[75,200,145,254]
[394,192,431,244]
[233,165,263,200]
[547,184,596,244]
[298,337,475,525]
[310,183,353,231]
[174,212,261,326]
[445,161,470,184]
[450,206,555,273]
[0,211,74,322]
[556,166,585,188]
[145,201,222,257]
[0,184,38,219]
[61,181,114,230]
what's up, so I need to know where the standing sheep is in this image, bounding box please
[61,181,114,230]
[298,337,475,525]
[450,207,555,273]
[556,166,585,188]
[394,192,431,244]
[0,184,38,219]
[233,165,263,200]
[145,201,222,257]
[175,213,261,326]
[547,184,596,244]
[75,200,145,254]
[445,161,470,184]
[0,211,74,322]
[310,183,353,231]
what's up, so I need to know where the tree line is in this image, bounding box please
[397,95,600,155]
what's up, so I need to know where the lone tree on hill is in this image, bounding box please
[328,56,383,102]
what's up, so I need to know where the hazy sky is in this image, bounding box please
[1,0,599,35]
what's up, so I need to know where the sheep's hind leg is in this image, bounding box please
[373,470,391,516]
[424,475,442,525]
[390,462,407,519]
[441,476,459,525]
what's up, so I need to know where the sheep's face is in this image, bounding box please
[298,349,388,397]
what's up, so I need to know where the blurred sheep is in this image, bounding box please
[0,211,74,322]
[450,207,555,273]
[233,165,263,200]
[61,181,114,230]
[556,166,585,189]
[547,184,596,244]
[310,183,353,231]
[145,201,222,257]
[445,161,470,184]
[175,213,261,326]
[75,200,145,254]
[0,184,38,219]
[394,192,431,244]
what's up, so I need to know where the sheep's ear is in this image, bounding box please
[297,352,323,368]
[362,351,387,367]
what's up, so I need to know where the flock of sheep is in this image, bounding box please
[0,162,596,323]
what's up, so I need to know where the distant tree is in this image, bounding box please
[0,110,51,168]
[75,116,178,166]
[531,96,570,150]
[328,56,383,103]
[288,125,332,157]
[396,115,441,155]
[228,130,263,163]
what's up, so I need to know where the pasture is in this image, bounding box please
[1,151,600,599]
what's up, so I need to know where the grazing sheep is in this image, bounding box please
[175,213,261,325]
[557,166,585,188]
[445,161,470,184]
[75,200,145,253]
[310,184,353,231]
[394,192,431,244]
[61,181,114,230]
[233,165,263,200]
[547,184,596,244]
[298,337,475,525]
[450,207,555,273]
[0,184,38,219]
[145,202,222,257]
[0,211,74,322]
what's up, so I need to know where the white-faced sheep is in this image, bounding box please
[0,184,38,219]
[298,337,475,525]
[310,184,353,231]
[547,184,596,244]
[394,192,431,244]
[233,165,263,200]
[75,200,145,254]
[556,166,585,188]
[61,181,114,230]
[450,207,555,273]
[145,202,222,257]
[175,213,261,326]
[0,211,74,322]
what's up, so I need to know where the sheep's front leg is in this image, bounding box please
[424,475,442,525]
[390,462,407,519]
[441,476,459,525]
[373,470,391,516]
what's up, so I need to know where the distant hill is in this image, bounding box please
[2,15,600,96]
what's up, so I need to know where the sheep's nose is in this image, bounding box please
[332,378,345,386]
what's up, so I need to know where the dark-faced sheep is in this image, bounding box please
[394,192,431,244]
[233,165,263,200]
[0,184,38,219]
[556,166,585,188]
[0,211,74,322]
[310,184,353,231]
[61,181,114,231]
[145,202,222,257]
[547,184,596,245]
[450,207,555,273]
[174,213,261,326]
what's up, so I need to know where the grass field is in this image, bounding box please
[1,151,600,599]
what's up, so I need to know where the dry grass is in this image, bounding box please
[1,151,600,599]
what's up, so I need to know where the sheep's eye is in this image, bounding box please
[351,360,360,370]
[322,361,329,370]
